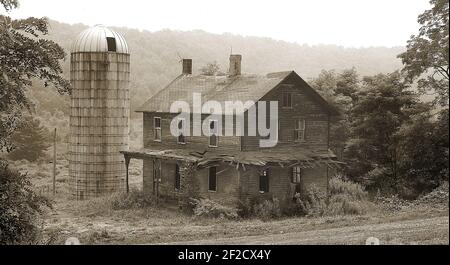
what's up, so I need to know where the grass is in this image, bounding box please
[7,155,448,245]
[42,191,448,245]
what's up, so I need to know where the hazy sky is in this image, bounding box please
[7,0,431,47]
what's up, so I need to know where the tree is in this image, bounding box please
[7,115,51,162]
[310,68,360,160]
[200,61,223,76]
[344,72,420,192]
[396,109,449,195]
[398,0,449,107]
[0,161,51,244]
[0,0,67,244]
[0,0,70,152]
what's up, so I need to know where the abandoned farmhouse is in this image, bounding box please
[122,56,341,206]
[68,25,341,204]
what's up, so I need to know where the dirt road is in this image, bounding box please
[162,216,449,245]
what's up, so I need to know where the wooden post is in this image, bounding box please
[125,156,131,194]
[53,128,56,196]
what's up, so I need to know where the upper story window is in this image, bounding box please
[259,169,269,193]
[292,166,302,184]
[106,37,117,52]
[282,92,293,108]
[154,117,161,141]
[209,120,218,147]
[177,118,186,144]
[295,119,306,141]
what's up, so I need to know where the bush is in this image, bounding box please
[190,198,238,220]
[239,176,375,220]
[237,197,285,220]
[237,198,254,219]
[252,198,282,221]
[326,176,373,216]
[296,185,328,217]
[0,160,52,244]
[109,189,158,210]
[328,176,367,200]
[291,176,374,217]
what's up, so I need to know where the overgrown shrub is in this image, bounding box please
[237,198,254,219]
[190,198,238,220]
[325,176,374,216]
[237,197,285,220]
[109,189,158,210]
[252,197,282,221]
[296,185,328,217]
[0,160,52,244]
[289,177,374,217]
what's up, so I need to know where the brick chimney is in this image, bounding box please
[182,59,192,75]
[229,54,242,76]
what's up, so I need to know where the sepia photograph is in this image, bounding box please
[0,0,448,258]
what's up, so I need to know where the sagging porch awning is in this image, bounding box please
[120,147,344,171]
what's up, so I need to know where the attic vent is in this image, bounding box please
[106,37,117,52]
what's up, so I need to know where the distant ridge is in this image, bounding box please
[45,20,404,110]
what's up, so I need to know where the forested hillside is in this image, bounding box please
[31,20,404,114]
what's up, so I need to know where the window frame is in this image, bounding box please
[292,166,302,184]
[281,92,293,108]
[208,119,219,148]
[106,37,117,52]
[208,167,217,192]
[259,169,270,193]
[294,118,306,142]
[154,117,162,142]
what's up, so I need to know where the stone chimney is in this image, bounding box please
[229,54,242,76]
[182,59,192,75]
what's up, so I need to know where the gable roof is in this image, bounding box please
[136,71,339,115]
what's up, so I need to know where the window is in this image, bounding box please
[154,117,161,141]
[177,118,186,144]
[175,164,181,191]
[295,119,306,141]
[208,167,217,192]
[259,169,269,193]
[106,37,117,52]
[282,92,293,108]
[209,120,218,147]
[292,166,302,184]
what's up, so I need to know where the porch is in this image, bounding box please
[120,148,343,205]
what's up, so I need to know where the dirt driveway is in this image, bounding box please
[161,216,449,245]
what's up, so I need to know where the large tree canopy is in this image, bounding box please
[0,0,70,152]
[398,0,449,107]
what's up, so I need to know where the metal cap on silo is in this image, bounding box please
[71,24,129,54]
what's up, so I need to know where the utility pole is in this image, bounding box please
[53,128,57,196]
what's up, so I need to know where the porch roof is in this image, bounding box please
[120,147,344,170]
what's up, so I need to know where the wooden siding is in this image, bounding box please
[143,112,241,152]
[241,75,330,151]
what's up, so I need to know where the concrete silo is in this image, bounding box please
[69,25,130,200]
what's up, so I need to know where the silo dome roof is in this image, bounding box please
[71,25,129,54]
